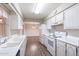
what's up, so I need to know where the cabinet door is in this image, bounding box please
[64,4,79,29]
[43,36,48,47]
[20,37,27,56]
[46,19,51,29]
[40,35,43,44]
[40,24,49,35]
[57,40,66,56]
[56,12,63,24]
[67,44,76,56]
[50,17,56,25]
[40,35,45,45]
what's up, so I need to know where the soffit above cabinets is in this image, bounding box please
[19,3,62,20]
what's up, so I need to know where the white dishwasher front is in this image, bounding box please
[47,37,55,56]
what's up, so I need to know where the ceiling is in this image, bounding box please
[19,3,62,20]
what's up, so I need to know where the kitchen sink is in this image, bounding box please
[6,43,19,47]
[0,42,19,48]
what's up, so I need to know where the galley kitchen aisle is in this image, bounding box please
[0,3,79,56]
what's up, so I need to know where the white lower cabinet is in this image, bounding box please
[40,35,48,47]
[40,36,44,44]
[20,38,27,56]
[44,36,48,47]
[57,40,66,56]
[67,44,76,56]
[47,44,55,56]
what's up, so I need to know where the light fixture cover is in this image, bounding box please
[34,3,45,14]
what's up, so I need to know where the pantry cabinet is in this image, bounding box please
[57,40,66,56]
[67,44,76,56]
[64,4,79,29]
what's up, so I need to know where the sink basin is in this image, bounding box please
[6,43,19,47]
[0,43,19,48]
[0,37,8,45]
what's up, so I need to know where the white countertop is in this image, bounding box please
[56,36,79,47]
[0,35,26,56]
[42,34,79,47]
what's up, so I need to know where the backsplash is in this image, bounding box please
[50,24,79,37]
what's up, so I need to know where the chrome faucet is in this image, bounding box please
[0,37,8,45]
[66,32,68,36]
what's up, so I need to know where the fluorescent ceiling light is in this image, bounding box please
[34,3,45,14]
[24,22,40,24]
[32,26,36,29]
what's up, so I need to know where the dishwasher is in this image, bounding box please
[47,37,56,56]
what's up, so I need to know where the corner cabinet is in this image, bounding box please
[64,4,79,29]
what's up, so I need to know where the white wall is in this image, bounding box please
[24,21,40,36]
[24,18,44,24]
[51,24,79,37]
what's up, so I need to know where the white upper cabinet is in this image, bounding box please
[50,16,56,25]
[40,24,49,35]
[46,19,52,29]
[46,16,56,29]
[64,4,79,29]
[56,12,64,24]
